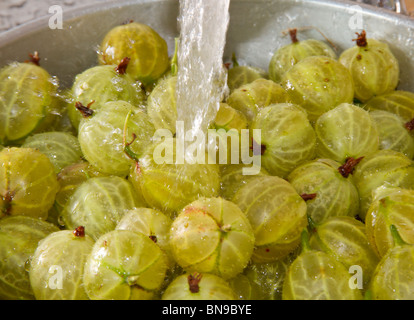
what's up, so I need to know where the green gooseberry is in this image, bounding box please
[0,216,59,300]
[352,149,414,220]
[365,90,414,122]
[339,30,399,102]
[169,197,255,280]
[68,62,146,130]
[61,175,146,240]
[281,55,354,122]
[315,103,379,164]
[0,60,59,145]
[0,147,59,220]
[233,175,308,263]
[83,229,168,300]
[287,158,360,224]
[226,78,290,123]
[29,226,94,300]
[78,100,155,176]
[268,28,336,83]
[98,22,170,87]
[251,103,316,178]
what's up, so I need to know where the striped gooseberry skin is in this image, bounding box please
[369,242,414,300]
[370,110,414,159]
[129,139,221,216]
[365,90,414,122]
[61,176,146,241]
[98,22,170,87]
[227,65,267,92]
[352,150,414,221]
[226,78,291,123]
[339,38,399,103]
[147,75,178,134]
[78,100,155,176]
[116,207,174,268]
[161,273,237,300]
[281,56,354,122]
[47,160,108,226]
[83,229,168,300]
[0,62,58,145]
[233,176,308,263]
[309,216,380,287]
[29,229,94,300]
[22,131,83,174]
[0,216,59,300]
[251,103,316,178]
[169,197,255,280]
[68,65,146,130]
[0,147,59,220]
[282,249,363,300]
[365,187,414,258]
[219,163,269,201]
[288,158,360,224]
[268,39,337,83]
[315,103,379,164]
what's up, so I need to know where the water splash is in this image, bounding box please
[176,0,230,158]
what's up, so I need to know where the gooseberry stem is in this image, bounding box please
[353,30,368,47]
[338,157,364,178]
[300,228,312,253]
[188,273,202,293]
[75,101,95,118]
[25,51,40,66]
[115,57,131,75]
[171,37,179,76]
[289,29,299,43]
[122,110,140,162]
[404,117,414,131]
[390,224,406,247]
[231,52,239,67]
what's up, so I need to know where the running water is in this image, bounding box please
[175,0,230,161]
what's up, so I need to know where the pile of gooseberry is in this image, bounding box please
[1,21,414,301]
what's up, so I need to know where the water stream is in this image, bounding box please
[175,0,230,162]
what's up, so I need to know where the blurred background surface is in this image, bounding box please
[0,0,413,33]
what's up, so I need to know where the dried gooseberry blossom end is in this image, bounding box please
[338,157,364,178]
[188,273,202,293]
[353,30,367,47]
[73,226,85,237]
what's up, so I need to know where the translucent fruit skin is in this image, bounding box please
[68,64,146,130]
[315,103,379,163]
[78,100,155,176]
[352,150,414,220]
[61,176,146,240]
[268,39,337,83]
[282,249,363,300]
[219,163,269,201]
[161,273,237,300]
[22,131,83,174]
[233,176,308,263]
[0,147,59,219]
[98,22,170,86]
[251,103,316,178]
[226,78,291,123]
[147,75,178,134]
[281,56,354,122]
[370,110,414,159]
[365,187,414,258]
[370,243,414,300]
[0,216,59,300]
[116,207,174,267]
[169,197,255,279]
[83,229,168,300]
[288,158,360,224]
[366,90,414,123]
[309,216,380,287]
[29,230,95,300]
[339,38,399,103]
[227,65,267,92]
[130,140,221,215]
[0,62,59,145]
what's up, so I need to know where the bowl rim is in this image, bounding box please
[0,0,413,48]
